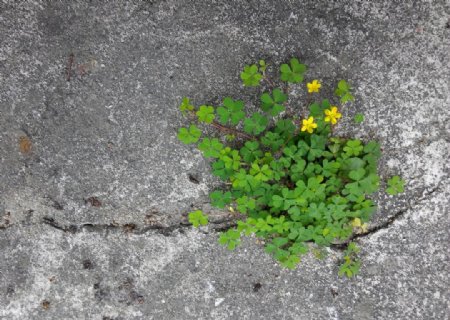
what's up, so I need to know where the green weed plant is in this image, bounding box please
[179,59,405,277]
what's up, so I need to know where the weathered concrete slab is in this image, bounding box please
[0,0,449,319]
[0,189,448,319]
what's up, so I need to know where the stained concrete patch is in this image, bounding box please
[0,0,449,319]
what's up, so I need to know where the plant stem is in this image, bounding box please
[303,94,312,119]
[187,108,252,140]
[210,121,253,140]
[264,76,276,88]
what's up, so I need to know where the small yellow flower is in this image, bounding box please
[301,116,318,134]
[324,106,342,124]
[351,218,369,233]
[360,223,369,233]
[307,80,321,93]
[351,218,362,228]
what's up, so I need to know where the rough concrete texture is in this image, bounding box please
[0,0,449,319]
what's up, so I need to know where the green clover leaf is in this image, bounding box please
[210,191,232,209]
[243,113,268,135]
[359,174,380,194]
[335,80,355,104]
[179,97,194,115]
[354,113,364,123]
[240,64,263,87]
[220,148,241,170]
[343,139,364,157]
[240,141,263,163]
[364,140,381,158]
[188,210,208,227]
[386,176,405,195]
[198,138,224,158]
[322,159,340,177]
[177,125,201,144]
[280,254,301,269]
[349,168,366,181]
[280,58,307,83]
[261,131,284,151]
[218,229,241,250]
[211,159,233,180]
[275,119,296,139]
[196,105,215,123]
[249,162,273,182]
[236,196,256,214]
[260,88,287,116]
[216,97,245,125]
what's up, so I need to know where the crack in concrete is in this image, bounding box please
[40,216,235,237]
[2,182,443,245]
[40,217,182,236]
[331,182,443,250]
[24,181,443,283]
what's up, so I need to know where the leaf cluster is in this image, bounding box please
[188,210,208,227]
[335,80,354,104]
[338,242,361,277]
[177,58,404,277]
[386,175,405,195]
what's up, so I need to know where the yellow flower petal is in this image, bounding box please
[307,80,321,93]
[301,116,317,133]
[323,106,341,125]
[351,218,362,228]
[361,223,369,233]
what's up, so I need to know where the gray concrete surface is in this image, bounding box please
[0,0,449,319]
